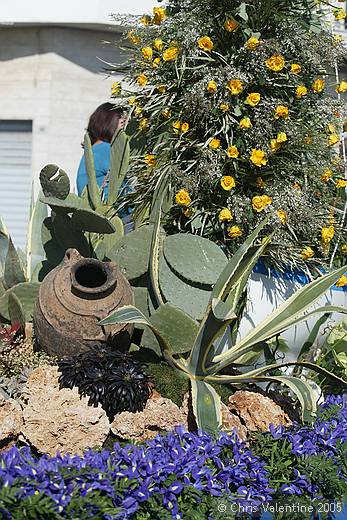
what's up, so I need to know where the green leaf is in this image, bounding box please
[84,132,100,210]
[0,217,9,276]
[108,129,130,205]
[4,239,26,289]
[163,234,228,286]
[40,194,84,213]
[26,191,48,282]
[39,164,70,199]
[8,292,25,332]
[190,379,221,432]
[298,313,330,361]
[70,208,116,234]
[148,179,167,309]
[0,282,40,322]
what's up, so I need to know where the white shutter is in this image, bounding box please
[0,121,33,250]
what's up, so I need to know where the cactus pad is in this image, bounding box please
[40,164,70,199]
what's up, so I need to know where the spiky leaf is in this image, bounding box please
[8,292,25,332]
[108,129,130,205]
[4,239,26,290]
[84,132,100,210]
[0,282,40,322]
[26,192,48,282]
[190,379,222,432]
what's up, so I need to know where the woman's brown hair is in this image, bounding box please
[87,103,124,145]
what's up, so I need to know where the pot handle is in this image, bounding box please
[63,248,82,265]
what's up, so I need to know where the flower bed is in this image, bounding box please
[0,396,345,519]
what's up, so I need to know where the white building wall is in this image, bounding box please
[0,26,124,193]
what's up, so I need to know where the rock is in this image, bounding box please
[228,391,292,433]
[111,394,187,441]
[0,395,23,448]
[21,366,109,456]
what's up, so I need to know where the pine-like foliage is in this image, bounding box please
[111,0,347,272]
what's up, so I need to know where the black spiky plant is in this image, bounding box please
[58,346,152,420]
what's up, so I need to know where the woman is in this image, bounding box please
[76,103,131,223]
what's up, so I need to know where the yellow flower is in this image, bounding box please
[239,117,252,129]
[111,81,121,95]
[219,208,233,222]
[336,179,347,188]
[312,78,325,93]
[336,80,347,94]
[341,244,347,255]
[141,47,153,60]
[274,105,289,119]
[175,189,191,206]
[134,106,143,117]
[277,132,287,143]
[246,92,261,107]
[336,275,347,287]
[277,209,287,224]
[304,135,312,145]
[153,38,163,51]
[227,145,239,158]
[209,138,221,150]
[256,177,266,189]
[300,246,314,260]
[207,80,218,94]
[153,57,161,68]
[137,74,148,86]
[224,18,239,32]
[127,30,140,45]
[219,103,230,112]
[328,123,336,134]
[163,47,179,61]
[270,139,281,153]
[328,134,340,146]
[321,226,335,243]
[265,55,285,72]
[153,7,166,25]
[296,85,308,98]
[128,96,136,105]
[140,14,152,26]
[227,79,243,95]
[220,176,236,190]
[333,7,346,20]
[293,182,301,190]
[228,225,242,238]
[290,63,302,74]
[321,170,333,182]
[144,154,156,167]
[198,36,214,52]
[246,37,260,50]
[162,108,171,119]
[252,195,272,212]
[172,120,181,134]
[156,84,166,93]
[138,118,149,131]
[250,149,267,167]
[183,207,194,218]
[181,122,189,133]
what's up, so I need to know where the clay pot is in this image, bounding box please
[33,249,134,357]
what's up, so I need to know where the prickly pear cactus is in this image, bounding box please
[40,164,70,200]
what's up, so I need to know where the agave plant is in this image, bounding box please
[100,190,347,432]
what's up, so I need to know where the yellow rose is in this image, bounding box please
[336,179,347,188]
[153,38,163,51]
[144,154,156,167]
[175,189,191,206]
[274,105,289,119]
[141,47,153,60]
[162,108,171,119]
[153,57,161,68]
[239,117,252,129]
[341,244,347,255]
[137,74,148,86]
[333,7,346,20]
[312,78,325,93]
[153,7,166,24]
[207,80,218,94]
[300,246,314,260]
[224,18,239,32]
[336,80,347,94]
[181,122,190,133]
[277,209,287,224]
[172,120,181,134]
[290,63,302,74]
[336,275,347,287]
[246,37,260,50]
[209,138,221,150]
[266,55,285,72]
[138,118,149,131]
[219,208,233,222]
[296,85,308,98]
[219,103,230,112]
[227,145,239,158]
[321,226,335,243]
[220,176,236,191]
[228,225,242,238]
[256,177,265,189]
[328,134,340,146]
[128,96,136,105]
[111,81,121,95]
[246,92,261,107]
[321,170,333,182]
[252,195,272,212]
[227,79,243,95]
[250,149,267,167]
[127,30,140,45]
[163,47,179,61]
[198,36,214,52]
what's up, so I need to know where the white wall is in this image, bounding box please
[0,26,124,194]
